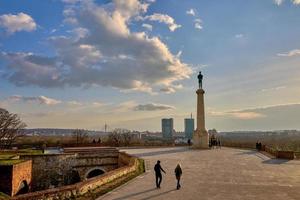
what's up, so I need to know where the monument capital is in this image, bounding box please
[196,88,205,95]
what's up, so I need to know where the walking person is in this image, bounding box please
[174,163,182,190]
[154,160,166,188]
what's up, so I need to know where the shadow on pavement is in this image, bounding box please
[140,189,177,200]
[262,159,290,165]
[112,188,157,200]
[235,150,257,156]
[132,148,190,157]
[112,188,177,200]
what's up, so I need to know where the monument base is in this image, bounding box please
[192,129,209,149]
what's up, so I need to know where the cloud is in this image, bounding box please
[235,34,244,38]
[208,103,300,131]
[293,0,300,5]
[186,9,203,31]
[9,95,61,105]
[277,49,300,57]
[209,102,300,120]
[0,0,191,94]
[274,0,284,5]
[261,86,286,92]
[274,0,300,5]
[186,9,196,16]
[194,22,202,30]
[92,101,105,107]
[160,87,176,94]
[133,103,175,111]
[0,12,37,34]
[67,101,83,106]
[209,110,265,120]
[142,23,152,31]
[141,13,181,32]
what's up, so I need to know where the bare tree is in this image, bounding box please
[107,131,122,147]
[72,129,88,145]
[107,128,132,146]
[0,108,26,149]
[122,131,132,146]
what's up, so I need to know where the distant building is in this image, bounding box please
[162,118,174,138]
[184,116,194,139]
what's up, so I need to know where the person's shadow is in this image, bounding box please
[112,188,176,200]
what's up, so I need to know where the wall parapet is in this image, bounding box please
[11,152,144,200]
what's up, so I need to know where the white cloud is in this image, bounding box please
[92,101,105,107]
[67,101,83,106]
[209,110,265,120]
[186,9,196,16]
[133,103,175,111]
[293,0,300,5]
[235,34,244,38]
[231,112,265,120]
[141,13,181,32]
[261,86,286,92]
[194,19,203,30]
[274,0,284,5]
[274,0,300,5]
[142,23,152,31]
[277,49,300,57]
[0,12,37,34]
[1,0,192,94]
[160,87,176,94]
[194,22,202,30]
[9,95,61,105]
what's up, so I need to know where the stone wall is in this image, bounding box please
[12,152,144,200]
[19,151,120,191]
[20,154,77,191]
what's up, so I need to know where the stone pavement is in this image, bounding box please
[98,147,300,200]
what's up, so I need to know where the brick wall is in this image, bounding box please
[12,160,32,196]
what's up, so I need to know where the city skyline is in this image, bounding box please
[1,0,300,131]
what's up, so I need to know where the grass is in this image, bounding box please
[0,192,10,200]
[0,148,43,166]
[0,159,25,165]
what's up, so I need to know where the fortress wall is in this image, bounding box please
[20,154,77,191]
[19,152,120,191]
[12,152,145,200]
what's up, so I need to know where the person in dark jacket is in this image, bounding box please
[154,160,166,188]
[174,164,182,189]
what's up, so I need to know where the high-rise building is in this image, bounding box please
[184,114,194,139]
[162,118,174,138]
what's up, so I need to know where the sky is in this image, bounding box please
[1,0,300,132]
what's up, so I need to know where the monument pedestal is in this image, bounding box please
[193,129,209,149]
[193,88,209,149]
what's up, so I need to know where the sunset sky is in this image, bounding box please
[1,0,300,131]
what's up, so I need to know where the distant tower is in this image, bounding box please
[184,114,194,140]
[161,118,173,139]
[105,123,107,133]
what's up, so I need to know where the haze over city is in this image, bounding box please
[1,0,300,131]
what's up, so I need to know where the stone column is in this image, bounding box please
[193,88,209,149]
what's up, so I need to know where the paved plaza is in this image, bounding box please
[98,147,300,200]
